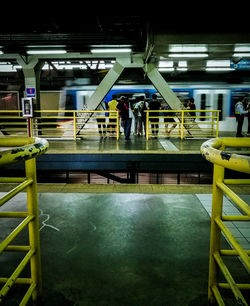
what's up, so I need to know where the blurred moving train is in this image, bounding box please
[59,84,250,132]
[1,83,250,133]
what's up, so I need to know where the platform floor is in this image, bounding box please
[1,189,249,305]
[46,133,250,155]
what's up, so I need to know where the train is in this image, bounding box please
[1,83,250,134]
[58,83,250,132]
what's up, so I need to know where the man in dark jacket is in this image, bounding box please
[116,96,132,140]
[149,94,161,137]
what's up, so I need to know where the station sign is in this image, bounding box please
[26,87,36,97]
[230,59,250,70]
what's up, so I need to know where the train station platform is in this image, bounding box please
[1,133,250,185]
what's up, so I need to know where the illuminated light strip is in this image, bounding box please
[168,53,208,58]
[91,48,131,53]
[27,50,67,54]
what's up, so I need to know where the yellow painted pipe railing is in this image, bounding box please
[0,137,49,305]
[201,138,250,306]
[0,109,218,140]
[145,109,220,140]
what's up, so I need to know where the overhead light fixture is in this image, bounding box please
[168,53,208,58]
[232,53,250,58]
[205,68,235,71]
[178,61,187,67]
[158,68,175,72]
[158,61,173,68]
[27,50,67,55]
[206,60,230,67]
[169,45,207,52]
[90,48,131,53]
[234,45,250,52]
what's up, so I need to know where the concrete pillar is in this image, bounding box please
[17,57,44,111]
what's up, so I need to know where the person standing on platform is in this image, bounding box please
[116,96,132,140]
[162,101,177,137]
[133,96,149,136]
[96,101,107,138]
[186,97,196,120]
[149,94,161,137]
[108,95,118,136]
[235,97,249,137]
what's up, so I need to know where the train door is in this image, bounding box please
[213,90,230,121]
[194,90,213,121]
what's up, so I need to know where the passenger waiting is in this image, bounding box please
[133,96,149,136]
[96,101,107,138]
[149,94,161,137]
[162,101,177,137]
[116,96,132,140]
[108,94,118,136]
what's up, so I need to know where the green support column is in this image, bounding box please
[87,61,124,109]
[143,63,184,110]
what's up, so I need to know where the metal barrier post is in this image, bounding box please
[25,157,42,300]
[181,111,184,140]
[201,138,250,305]
[0,137,48,305]
[208,163,225,304]
[146,111,149,140]
[116,111,119,140]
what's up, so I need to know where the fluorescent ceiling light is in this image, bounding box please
[158,61,173,67]
[205,68,235,71]
[178,61,187,67]
[232,53,250,57]
[91,48,131,53]
[27,50,67,54]
[177,68,188,71]
[169,45,207,52]
[206,60,230,67]
[0,50,3,55]
[168,53,208,58]
[158,68,175,72]
[234,45,250,52]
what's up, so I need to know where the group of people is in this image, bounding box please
[97,94,196,140]
[97,94,250,139]
[235,96,250,137]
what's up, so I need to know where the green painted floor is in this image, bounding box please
[1,192,249,305]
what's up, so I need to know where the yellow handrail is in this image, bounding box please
[201,138,250,305]
[201,137,250,174]
[0,137,49,305]
[0,137,48,166]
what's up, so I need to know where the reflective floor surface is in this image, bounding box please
[1,191,249,305]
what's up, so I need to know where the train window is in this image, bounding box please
[217,94,223,121]
[200,94,206,121]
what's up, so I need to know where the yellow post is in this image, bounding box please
[146,111,149,140]
[181,111,184,140]
[208,163,225,304]
[25,157,42,301]
[216,111,220,137]
[116,111,119,140]
[73,111,76,140]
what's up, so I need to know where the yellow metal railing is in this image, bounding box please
[0,137,49,305]
[201,138,250,306]
[0,110,120,140]
[146,109,220,139]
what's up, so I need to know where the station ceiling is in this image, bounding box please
[0,14,249,86]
